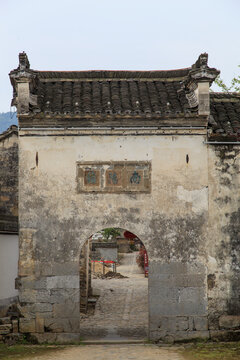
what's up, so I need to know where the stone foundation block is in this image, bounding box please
[194,316,208,330]
[69,318,80,332]
[44,318,79,333]
[46,276,79,289]
[187,330,209,340]
[210,330,240,341]
[53,301,79,318]
[44,319,67,333]
[19,318,36,333]
[19,304,36,318]
[175,330,209,341]
[219,315,240,329]
[149,287,179,300]
[52,262,79,276]
[12,320,19,333]
[35,312,53,319]
[19,289,36,303]
[0,324,12,335]
[0,317,11,325]
[35,278,47,290]
[17,276,35,289]
[32,333,57,344]
[18,261,35,277]
[31,332,81,344]
[18,276,44,291]
[36,290,51,303]
[176,317,189,331]
[186,274,206,287]
[34,303,52,313]
[50,289,79,303]
[36,262,53,276]
[55,333,81,344]
[155,317,176,331]
[35,317,44,333]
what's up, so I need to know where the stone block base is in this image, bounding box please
[210,330,240,342]
[30,332,82,344]
[150,329,209,343]
[219,315,240,330]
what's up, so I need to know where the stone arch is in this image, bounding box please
[77,219,152,260]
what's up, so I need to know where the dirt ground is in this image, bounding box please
[2,342,240,360]
[80,252,148,339]
[21,344,184,360]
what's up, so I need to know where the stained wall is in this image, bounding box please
[17,131,210,341]
[207,145,240,338]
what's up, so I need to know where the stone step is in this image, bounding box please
[0,317,11,325]
[81,339,147,345]
[0,324,12,335]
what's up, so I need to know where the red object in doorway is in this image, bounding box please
[144,250,149,277]
[124,230,137,239]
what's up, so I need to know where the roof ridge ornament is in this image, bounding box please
[9,52,39,114]
[189,52,220,84]
[18,52,30,71]
[183,53,220,115]
[192,53,208,70]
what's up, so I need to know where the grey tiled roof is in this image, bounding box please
[210,93,240,141]
[37,69,190,80]
[9,52,240,141]
[35,74,190,115]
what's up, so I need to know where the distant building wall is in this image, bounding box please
[0,126,18,232]
[92,243,118,262]
[0,126,18,305]
[0,234,18,301]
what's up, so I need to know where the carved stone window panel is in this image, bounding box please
[76,161,151,193]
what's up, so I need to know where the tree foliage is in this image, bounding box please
[215,66,240,92]
[101,228,120,241]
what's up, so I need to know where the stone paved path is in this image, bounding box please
[80,252,148,339]
[24,345,185,360]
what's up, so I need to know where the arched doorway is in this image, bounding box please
[79,227,149,340]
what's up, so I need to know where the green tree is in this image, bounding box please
[215,66,240,92]
[101,228,120,242]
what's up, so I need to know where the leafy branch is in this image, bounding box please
[101,228,120,242]
[215,66,240,92]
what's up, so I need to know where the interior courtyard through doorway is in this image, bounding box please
[79,228,149,340]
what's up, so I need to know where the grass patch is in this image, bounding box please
[0,344,64,359]
[181,341,240,360]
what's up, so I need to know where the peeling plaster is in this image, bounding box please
[177,186,208,214]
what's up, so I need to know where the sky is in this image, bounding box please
[0,0,240,112]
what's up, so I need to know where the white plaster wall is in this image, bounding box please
[0,234,18,300]
[19,133,208,260]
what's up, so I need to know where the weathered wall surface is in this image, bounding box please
[207,145,240,339]
[17,132,210,341]
[0,132,18,232]
[0,234,18,301]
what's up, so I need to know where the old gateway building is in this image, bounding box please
[0,52,239,343]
